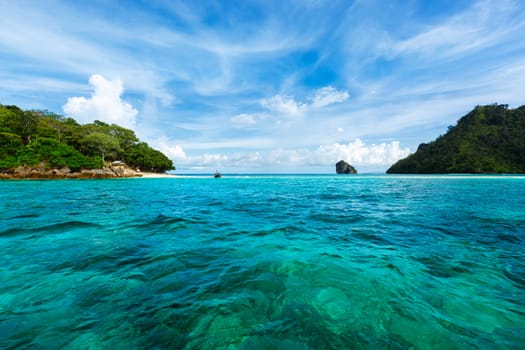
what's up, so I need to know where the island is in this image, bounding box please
[336,160,357,174]
[0,104,174,179]
[387,104,525,174]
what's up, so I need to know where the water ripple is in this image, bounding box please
[1,176,524,349]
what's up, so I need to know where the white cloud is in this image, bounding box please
[337,127,344,133]
[313,139,411,166]
[392,0,522,61]
[230,113,257,128]
[150,136,187,161]
[259,139,410,167]
[193,153,229,166]
[171,139,410,172]
[310,86,349,108]
[261,86,349,117]
[260,94,307,116]
[161,144,187,161]
[63,74,138,129]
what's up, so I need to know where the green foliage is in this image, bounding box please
[81,132,122,163]
[16,137,102,171]
[0,130,24,170]
[0,103,175,173]
[107,124,139,150]
[0,156,18,170]
[125,142,175,172]
[0,105,38,143]
[0,132,23,156]
[80,121,139,151]
[387,104,525,174]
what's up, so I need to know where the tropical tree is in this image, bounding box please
[126,142,175,172]
[1,103,176,173]
[82,132,122,164]
[0,106,39,143]
[0,132,23,169]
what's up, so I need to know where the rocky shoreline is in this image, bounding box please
[0,164,143,180]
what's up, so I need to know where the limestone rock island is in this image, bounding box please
[336,160,357,174]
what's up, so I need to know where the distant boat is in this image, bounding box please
[214,171,222,178]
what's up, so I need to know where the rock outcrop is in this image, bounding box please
[336,160,357,174]
[0,163,143,180]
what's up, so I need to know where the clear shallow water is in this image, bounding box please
[1,175,524,349]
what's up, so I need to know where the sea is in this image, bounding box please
[1,175,524,349]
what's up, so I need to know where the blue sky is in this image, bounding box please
[1,0,525,173]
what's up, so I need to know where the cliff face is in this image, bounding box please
[336,160,357,174]
[387,104,525,174]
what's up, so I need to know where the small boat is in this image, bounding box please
[214,171,222,178]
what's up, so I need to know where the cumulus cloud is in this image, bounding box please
[191,153,229,166]
[313,139,411,165]
[63,74,138,129]
[147,138,230,169]
[310,86,350,108]
[230,113,257,128]
[171,139,410,172]
[258,139,410,167]
[260,95,307,116]
[151,136,187,161]
[162,144,187,160]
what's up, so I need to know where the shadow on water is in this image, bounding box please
[0,220,102,238]
[413,255,474,278]
[144,214,201,227]
[502,264,525,289]
[6,213,41,219]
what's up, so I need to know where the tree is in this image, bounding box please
[126,142,175,172]
[0,132,23,169]
[82,132,122,164]
[16,137,101,170]
[0,103,175,173]
[0,104,17,132]
[387,104,525,174]
[107,124,139,150]
[0,132,23,156]
[34,110,80,143]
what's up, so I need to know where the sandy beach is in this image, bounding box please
[140,172,178,178]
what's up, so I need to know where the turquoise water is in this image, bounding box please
[1,175,524,349]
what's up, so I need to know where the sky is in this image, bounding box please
[1,0,525,173]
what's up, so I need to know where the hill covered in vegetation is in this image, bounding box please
[387,104,525,174]
[0,104,174,177]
